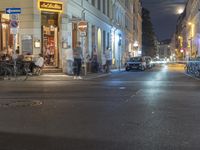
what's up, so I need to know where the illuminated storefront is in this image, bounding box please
[0,13,13,56]
[0,0,142,73]
[38,0,63,68]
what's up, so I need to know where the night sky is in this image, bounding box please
[141,0,187,40]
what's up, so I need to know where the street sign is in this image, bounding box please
[10,28,18,34]
[10,20,18,28]
[78,21,88,32]
[11,14,19,21]
[5,8,21,14]
[80,32,87,37]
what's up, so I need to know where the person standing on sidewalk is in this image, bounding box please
[102,52,106,72]
[105,47,112,73]
[29,53,44,73]
[73,41,83,79]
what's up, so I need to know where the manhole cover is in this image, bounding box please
[0,100,43,108]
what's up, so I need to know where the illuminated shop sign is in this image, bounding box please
[38,0,63,13]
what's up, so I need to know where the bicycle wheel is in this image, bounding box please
[184,65,189,73]
[15,73,28,81]
[16,66,29,81]
[3,67,12,80]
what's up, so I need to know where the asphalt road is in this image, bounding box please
[0,64,200,150]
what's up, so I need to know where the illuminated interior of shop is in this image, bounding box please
[0,14,14,59]
[41,11,59,67]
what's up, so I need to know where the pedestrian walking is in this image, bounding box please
[73,41,83,79]
[102,53,106,72]
[105,47,112,73]
[91,47,99,73]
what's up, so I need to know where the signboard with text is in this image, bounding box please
[38,0,63,13]
[6,8,21,14]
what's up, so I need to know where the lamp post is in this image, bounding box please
[80,2,87,75]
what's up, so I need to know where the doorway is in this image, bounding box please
[41,12,59,67]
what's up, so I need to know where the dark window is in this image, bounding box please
[107,0,110,17]
[91,0,95,6]
[103,30,106,52]
[107,32,110,48]
[98,0,101,10]
[103,0,106,14]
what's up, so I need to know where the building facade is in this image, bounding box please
[133,0,142,56]
[175,0,200,60]
[159,39,171,60]
[0,0,142,73]
[0,0,66,70]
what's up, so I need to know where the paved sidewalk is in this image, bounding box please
[0,69,124,81]
[25,72,111,81]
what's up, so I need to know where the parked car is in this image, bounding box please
[144,56,153,68]
[125,57,146,71]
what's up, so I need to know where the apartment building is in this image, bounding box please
[0,0,142,72]
[175,0,200,60]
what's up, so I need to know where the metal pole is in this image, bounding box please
[191,38,192,58]
[118,46,121,71]
[81,4,87,76]
[13,33,17,79]
[81,36,87,76]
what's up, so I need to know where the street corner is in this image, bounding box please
[83,72,112,80]
[25,74,72,81]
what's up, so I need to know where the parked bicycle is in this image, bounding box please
[0,60,33,81]
[185,57,200,78]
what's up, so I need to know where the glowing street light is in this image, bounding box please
[133,41,139,48]
[177,8,184,14]
[180,49,184,53]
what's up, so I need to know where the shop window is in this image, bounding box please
[0,14,13,56]
[72,23,78,49]
[41,12,59,67]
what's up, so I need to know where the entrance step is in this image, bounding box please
[43,68,63,73]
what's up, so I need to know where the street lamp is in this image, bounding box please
[133,41,139,48]
[176,7,184,14]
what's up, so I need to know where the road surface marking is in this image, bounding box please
[119,87,126,90]
[125,89,143,102]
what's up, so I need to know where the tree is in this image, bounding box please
[142,8,156,57]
